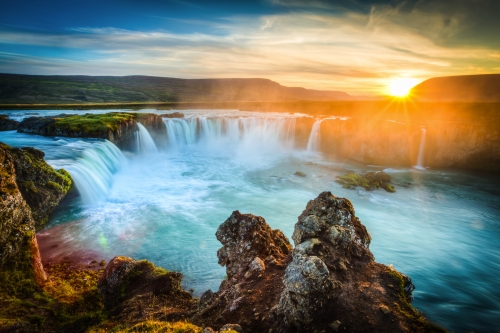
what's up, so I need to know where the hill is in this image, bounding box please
[410,74,500,102]
[0,74,361,104]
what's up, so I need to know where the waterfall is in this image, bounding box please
[63,140,126,205]
[135,123,158,154]
[415,128,426,170]
[162,117,296,153]
[306,119,322,152]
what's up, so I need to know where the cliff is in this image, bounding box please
[294,117,500,172]
[17,112,165,149]
[410,74,500,102]
[0,143,72,284]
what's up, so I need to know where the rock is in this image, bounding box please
[160,112,184,118]
[200,289,214,307]
[98,256,194,320]
[220,323,243,332]
[216,210,291,280]
[294,171,306,177]
[248,257,265,272]
[0,115,20,131]
[275,191,443,332]
[329,320,341,331]
[0,143,72,284]
[278,253,335,326]
[379,305,391,314]
[194,193,443,333]
[17,112,166,150]
[203,328,216,333]
[335,171,396,193]
[8,146,72,230]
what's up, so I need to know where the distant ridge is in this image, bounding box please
[0,74,364,104]
[410,74,500,102]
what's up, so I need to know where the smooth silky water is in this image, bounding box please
[1,110,499,333]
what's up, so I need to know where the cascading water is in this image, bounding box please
[306,119,322,152]
[61,141,126,205]
[135,123,158,154]
[415,128,426,170]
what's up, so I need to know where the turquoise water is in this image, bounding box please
[1,110,499,333]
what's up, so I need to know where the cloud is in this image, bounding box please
[0,7,499,94]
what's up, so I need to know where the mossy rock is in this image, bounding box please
[335,171,396,193]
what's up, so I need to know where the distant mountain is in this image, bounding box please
[410,74,500,102]
[0,74,362,104]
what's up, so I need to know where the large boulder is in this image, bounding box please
[276,191,444,332]
[192,211,292,331]
[216,210,292,280]
[98,256,195,322]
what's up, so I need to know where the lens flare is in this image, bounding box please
[388,78,419,97]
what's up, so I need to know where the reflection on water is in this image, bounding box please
[1,110,499,333]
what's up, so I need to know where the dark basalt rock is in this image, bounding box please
[98,256,195,322]
[0,115,20,131]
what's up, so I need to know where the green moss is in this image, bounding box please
[387,269,447,332]
[335,171,396,193]
[89,320,204,333]
[52,112,149,137]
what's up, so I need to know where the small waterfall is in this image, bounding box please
[415,128,426,170]
[306,119,322,152]
[64,140,126,205]
[135,123,158,154]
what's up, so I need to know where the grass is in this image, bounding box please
[88,320,205,333]
[54,113,137,135]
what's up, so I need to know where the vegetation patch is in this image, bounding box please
[336,171,396,192]
[53,112,138,136]
[88,320,205,333]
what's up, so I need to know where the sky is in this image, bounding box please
[0,0,499,95]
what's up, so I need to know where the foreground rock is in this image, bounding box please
[17,112,165,149]
[0,143,72,284]
[191,210,292,331]
[192,192,444,332]
[98,256,196,322]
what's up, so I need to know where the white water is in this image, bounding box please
[163,117,296,165]
[136,123,158,154]
[62,141,126,205]
[306,119,322,152]
[415,128,426,170]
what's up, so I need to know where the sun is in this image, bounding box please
[388,78,419,97]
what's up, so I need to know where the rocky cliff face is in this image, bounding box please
[0,144,72,282]
[191,192,443,332]
[17,112,166,149]
[300,117,500,172]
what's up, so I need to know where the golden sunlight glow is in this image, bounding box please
[388,78,420,97]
